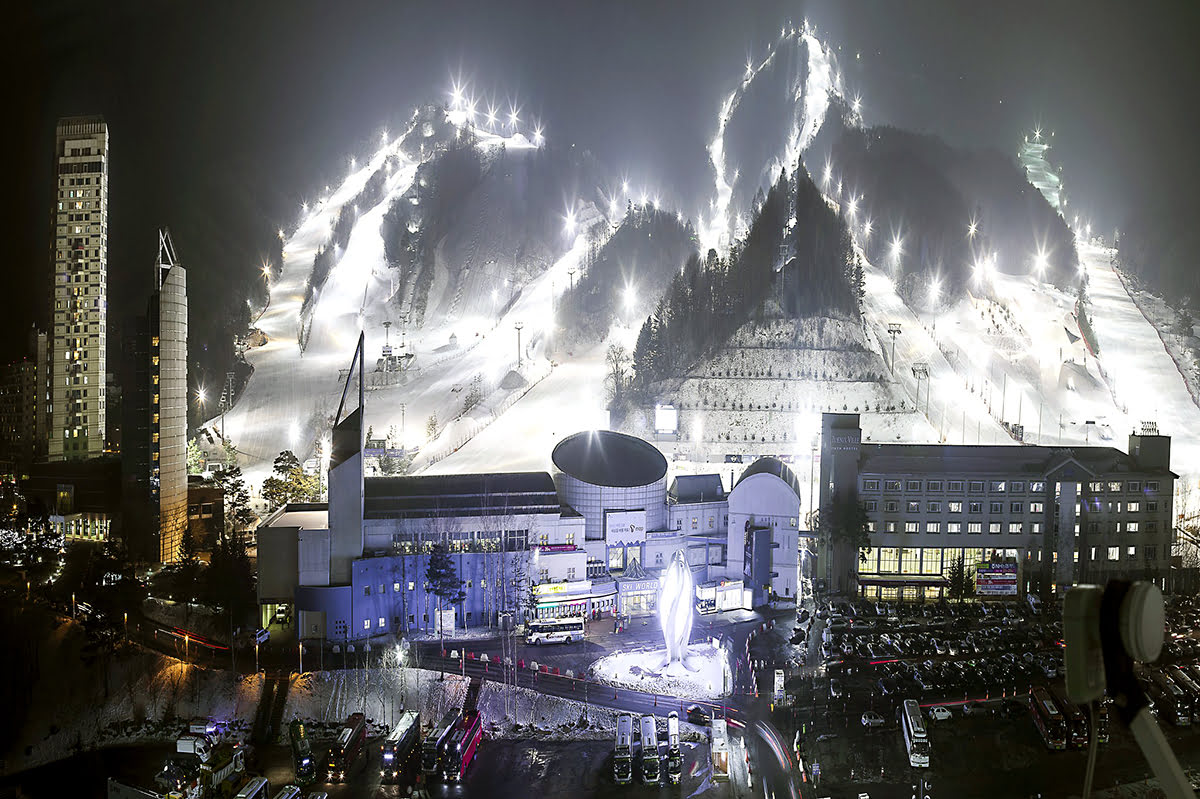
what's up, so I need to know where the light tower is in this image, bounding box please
[514,322,524,369]
[887,323,902,374]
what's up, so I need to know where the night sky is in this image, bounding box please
[10,0,1200,373]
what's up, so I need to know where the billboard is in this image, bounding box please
[605,510,647,546]
[975,560,1019,596]
[655,404,678,434]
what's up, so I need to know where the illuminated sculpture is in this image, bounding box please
[658,549,695,667]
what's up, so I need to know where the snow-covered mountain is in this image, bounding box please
[702,25,845,251]
[215,22,1200,501]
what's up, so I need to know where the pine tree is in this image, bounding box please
[426,542,465,673]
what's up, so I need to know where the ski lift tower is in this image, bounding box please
[381,321,393,370]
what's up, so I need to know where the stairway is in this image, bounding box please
[268,677,291,743]
[251,678,276,744]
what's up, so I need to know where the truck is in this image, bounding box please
[665,711,683,785]
[324,712,366,782]
[177,733,213,763]
[711,719,730,782]
[613,713,634,785]
[381,711,421,783]
[199,742,246,797]
[288,720,315,785]
[639,714,661,785]
[421,709,461,778]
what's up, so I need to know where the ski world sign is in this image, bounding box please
[606,510,647,546]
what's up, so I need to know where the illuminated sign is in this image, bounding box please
[975,560,1019,596]
[655,404,678,435]
[534,580,593,596]
[606,510,647,546]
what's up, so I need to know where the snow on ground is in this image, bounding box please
[5,621,261,775]
[589,644,732,701]
[1079,242,1200,478]
[284,667,468,737]
[216,111,582,489]
[284,666,678,742]
[428,344,609,475]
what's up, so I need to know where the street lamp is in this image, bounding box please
[514,322,524,369]
[184,633,190,662]
[255,642,260,673]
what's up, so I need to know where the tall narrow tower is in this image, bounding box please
[153,231,189,563]
[49,116,109,461]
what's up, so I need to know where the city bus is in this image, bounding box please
[1030,687,1068,750]
[711,719,730,782]
[613,713,634,785]
[381,711,421,783]
[324,713,366,782]
[421,709,461,776]
[288,721,315,785]
[525,616,586,645]
[640,714,661,784]
[1148,671,1192,726]
[901,700,930,768]
[233,777,270,799]
[441,711,482,781]
[1052,687,1088,748]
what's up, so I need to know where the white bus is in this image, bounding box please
[233,777,270,799]
[901,699,930,768]
[613,713,634,784]
[639,714,661,784]
[525,616,586,645]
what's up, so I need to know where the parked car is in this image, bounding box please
[830,679,845,698]
[861,711,885,728]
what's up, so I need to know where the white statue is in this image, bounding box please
[658,549,694,667]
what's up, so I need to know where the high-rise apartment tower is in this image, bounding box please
[49,116,109,461]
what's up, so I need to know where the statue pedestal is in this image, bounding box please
[588,643,732,700]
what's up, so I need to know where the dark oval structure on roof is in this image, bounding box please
[734,456,803,500]
[552,430,668,488]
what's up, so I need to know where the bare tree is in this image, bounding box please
[605,344,630,404]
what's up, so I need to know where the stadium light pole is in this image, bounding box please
[887,323,902,374]
[912,363,930,416]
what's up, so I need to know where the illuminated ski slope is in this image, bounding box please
[701,24,843,251]
[218,114,556,488]
[1078,243,1200,474]
[218,140,408,483]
